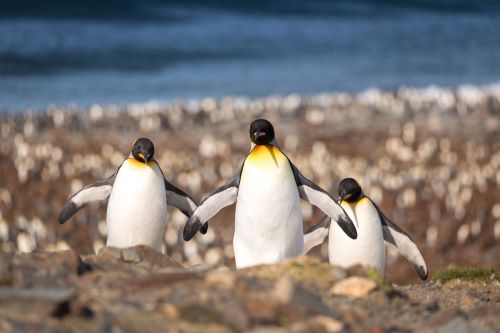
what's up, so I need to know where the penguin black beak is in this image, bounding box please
[138,153,150,164]
[253,131,266,142]
[340,192,352,203]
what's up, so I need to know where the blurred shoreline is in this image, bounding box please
[2,0,500,110]
[0,85,499,283]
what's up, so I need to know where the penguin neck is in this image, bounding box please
[340,196,371,230]
[245,143,288,170]
[126,155,156,168]
[249,138,280,151]
[344,192,365,203]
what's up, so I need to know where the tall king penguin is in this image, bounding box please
[59,138,206,252]
[303,178,428,280]
[183,119,357,268]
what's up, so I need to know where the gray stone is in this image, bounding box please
[0,253,13,285]
[437,317,494,333]
[97,246,122,261]
[121,248,141,263]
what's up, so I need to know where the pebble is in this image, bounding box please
[330,276,378,298]
[437,317,494,333]
[312,315,345,333]
[97,246,122,261]
[271,276,295,304]
[205,268,236,289]
[161,303,179,319]
[121,248,141,263]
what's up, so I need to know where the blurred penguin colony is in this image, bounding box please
[0,85,499,282]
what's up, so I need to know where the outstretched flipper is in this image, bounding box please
[183,165,243,241]
[165,178,209,234]
[303,215,331,254]
[164,178,198,217]
[59,173,116,224]
[289,162,357,239]
[373,201,428,280]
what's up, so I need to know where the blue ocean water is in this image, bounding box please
[1,0,499,111]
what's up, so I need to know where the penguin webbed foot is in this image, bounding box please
[183,217,203,241]
[336,215,358,239]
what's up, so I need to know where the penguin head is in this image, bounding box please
[338,178,363,203]
[249,119,275,145]
[131,138,154,164]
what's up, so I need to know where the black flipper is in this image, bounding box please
[288,160,357,240]
[59,173,116,224]
[199,223,209,234]
[183,164,243,241]
[372,200,428,280]
[163,178,198,217]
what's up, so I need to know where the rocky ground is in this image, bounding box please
[0,248,498,333]
[0,86,499,284]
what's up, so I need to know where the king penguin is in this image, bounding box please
[303,178,428,280]
[59,138,206,252]
[183,119,357,269]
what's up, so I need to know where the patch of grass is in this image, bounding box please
[243,256,337,287]
[364,268,391,289]
[285,257,335,285]
[433,266,499,283]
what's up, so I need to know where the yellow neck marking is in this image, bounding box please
[126,158,152,168]
[246,145,286,169]
[357,197,369,205]
[341,196,369,209]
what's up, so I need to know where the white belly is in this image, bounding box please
[106,159,167,252]
[234,147,303,269]
[329,198,385,274]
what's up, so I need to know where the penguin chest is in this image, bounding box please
[234,145,303,268]
[106,159,167,251]
[329,198,385,273]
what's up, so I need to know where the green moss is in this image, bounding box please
[433,266,499,283]
[364,268,391,289]
[284,258,335,285]
[243,257,337,287]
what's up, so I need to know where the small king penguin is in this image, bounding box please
[303,178,428,280]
